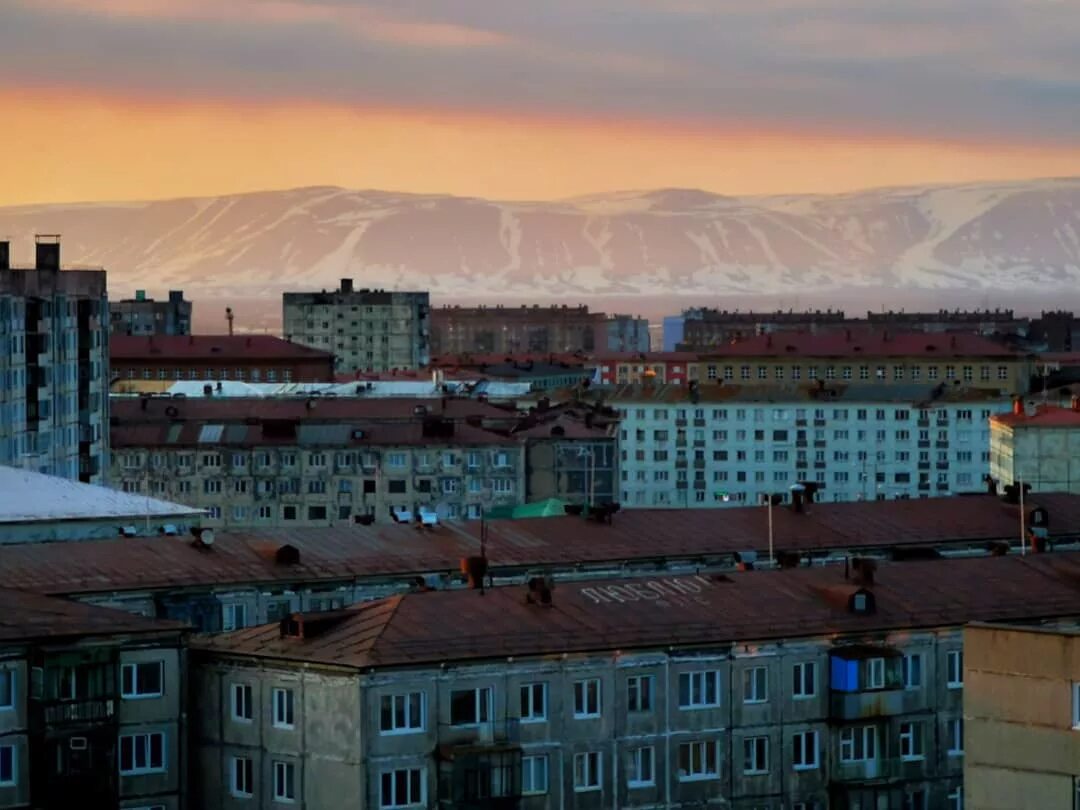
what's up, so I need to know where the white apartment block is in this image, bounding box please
[611,386,1012,508]
[283,280,429,373]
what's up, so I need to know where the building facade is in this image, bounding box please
[110,335,335,383]
[964,623,1080,810]
[0,588,186,810]
[189,552,1080,810]
[0,237,109,483]
[607,384,1009,508]
[678,308,849,349]
[431,305,607,357]
[110,290,192,337]
[283,281,430,373]
[604,315,650,353]
[989,400,1080,493]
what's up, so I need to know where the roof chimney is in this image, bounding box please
[1012,397,1023,417]
[341,278,354,294]
[0,241,9,271]
[1072,396,1080,413]
[34,235,60,271]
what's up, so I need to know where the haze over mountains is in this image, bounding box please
[2,178,1078,309]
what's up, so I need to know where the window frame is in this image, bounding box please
[521,755,549,796]
[118,731,167,776]
[0,744,14,787]
[379,691,425,735]
[899,721,924,761]
[627,745,655,788]
[792,661,816,700]
[678,670,721,710]
[231,683,253,723]
[519,682,547,724]
[272,687,295,729]
[379,766,425,808]
[792,730,819,771]
[866,657,886,689]
[948,717,964,756]
[0,668,14,710]
[902,653,923,689]
[626,674,653,713]
[839,725,877,764]
[946,650,964,689]
[449,686,492,727]
[573,678,601,719]
[231,756,254,798]
[743,735,770,775]
[677,739,720,781]
[121,661,164,700]
[572,751,602,792]
[743,666,768,704]
[273,760,296,803]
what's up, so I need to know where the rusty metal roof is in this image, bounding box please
[6,493,1080,598]
[191,552,1080,670]
[0,588,184,642]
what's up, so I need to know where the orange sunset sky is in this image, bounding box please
[3,0,1080,205]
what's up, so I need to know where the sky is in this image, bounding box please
[3,0,1080,205]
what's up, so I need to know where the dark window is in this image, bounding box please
[283,506,297,521]
[363,479,376,494]
[308,506,327,521]
[388,479,406,494]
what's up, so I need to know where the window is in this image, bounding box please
[119,732,166,774]
[948,718,964,756]
[573,751,602,792]
[274,761,296,802]
[573,678,601,718]
[522,755,548,795]
[450,687,491,726]
[121,661,163,699]
[743,736,769,774]
[231,684,253,722]
[792,730,819,770]
[903,789,927,810]
[380,692,424,734]
[627,746,655,787]
[0,669,14,710]
[0,745,13,786]
[274,691,295,730]
[793,662,816,699]
[1073,682,1080,729]
[231,756,253,798]
[839,726,876,763]
[899,652,923,691]
[867,657,886,689]
[899,722,924,760]
[947,650,963,688]
[679,670,721,709]
[627,675,653,712]
[678,740,719,781]
[947,786,963,810]
[520,682,547,723]
[222,603,247,631]
[380,767,424,808]
[743,666,768,704]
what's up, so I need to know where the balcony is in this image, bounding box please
[33,698,115,727]
[829,689,906,721]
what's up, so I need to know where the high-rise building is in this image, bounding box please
[0,236,109,483]
[283,280,430,373]
[109,289,192,336]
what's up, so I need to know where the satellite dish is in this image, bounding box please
[199,529,215,547]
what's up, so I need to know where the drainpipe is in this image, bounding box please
[664,654,672,810]
[728,649,735,807]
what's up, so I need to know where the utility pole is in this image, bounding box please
[1019,476,1026,556]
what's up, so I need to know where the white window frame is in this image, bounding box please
[449,686,492,727]
[902,653,922,689]
[899,722,924,760]
[679,670,721,709]
[743,736,769,775]
[866,657,886,689]
[273,687,295,729]
[379,692,425,735]
[792,730,819,771]
[678,739,719,781]
[947,786,963,810]
[231,756,254,798]
[627,746,655,787]
[946,650,964,689]
[573,678,601,719]
[521,755,548,796]
[273,760,296,803]
[627,674,653,713]
[222,602,247,632]
[121,661,164,700]
[743,666,768,704]
[118,731,167,775]
[0,744,14,787]
[948,718,964,756]
[792,661,816,699]
[839,725,877,763]
[573,751,602,792]
[379,766,425,808]
[1072,682,1080,729]
[231,683,253,723]
[0,668,14,710]
[520,682,547,723]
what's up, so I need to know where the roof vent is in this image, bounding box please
[525,576,554,607]
[190,527,215,549]
[118,525,138,538]
[849,589,875,615]
[849,557,877,586]
[275,544,301,565]
[461,556,489,590]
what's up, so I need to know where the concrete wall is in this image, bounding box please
[991,422,1080,493]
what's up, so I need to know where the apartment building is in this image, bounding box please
[189,552,1080,810]
[109,396,532,528]
[605,314,650,353]
[989,398,1080,493]
[110,335,335,384]
[0,587,186,810]
[283,281,430,373]
[110,290,192,337]
[431,305,605,357]
[677,308,849,349]
[0,237,109,483]
[605,383,1010,508]
[964,622,1080,810]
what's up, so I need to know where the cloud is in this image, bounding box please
[1,0,1078,146]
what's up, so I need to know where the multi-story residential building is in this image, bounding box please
[4,492,1079,632]
[678,308,849,349]
[431,305,604,357]
[109,290,192,337]
[989,398,1080,493]
[109,396,530,528]
[865,308,1024,337]
[0,586,186,810]
[0,236,109,483]
[283,281,430,373]
[964,622,1080,810]
[604,314,650,353]
[189,552,1080,810]
[604,383,1010,508]
[110,334,335,383]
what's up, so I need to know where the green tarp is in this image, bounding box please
[484,498,569,520]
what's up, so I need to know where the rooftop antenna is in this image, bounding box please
[226,307,235,337]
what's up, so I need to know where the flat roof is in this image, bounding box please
[0,466,204,525]
[110,334,333,361]
[4,493,1080,597]
[192,552,1080,669]
[991,404,1080,428]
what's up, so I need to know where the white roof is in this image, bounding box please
[0,466,205,524]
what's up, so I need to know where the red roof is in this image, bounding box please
[111,335,333,361]
[992,404,1080,428]
[0,588,183,642]
[191,552,1080,669]
[592,351,700,363]
[5,493,1080,597]
[705,330,1022,359]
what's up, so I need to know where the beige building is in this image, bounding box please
[283,280,430,373]
[990,399,1080,492]
[964,622,1080,810]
